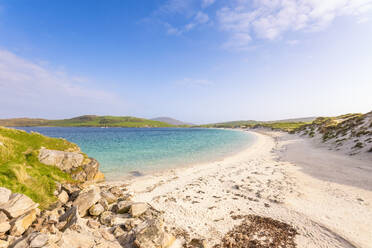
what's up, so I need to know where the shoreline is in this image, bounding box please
[106,130,372,247]
[103,128,256,182]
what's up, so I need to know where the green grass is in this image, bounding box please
[0,115,175,128]
[255,122,310,132]
[0,127,79,208]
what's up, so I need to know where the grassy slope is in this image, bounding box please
[199,120,310,132]
[0,127,79,208]
[0,115,175,128]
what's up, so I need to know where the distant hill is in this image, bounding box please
[199,117,317,131]
[151,117,193,126]
[267,117,317,123]
[0,115,174,128]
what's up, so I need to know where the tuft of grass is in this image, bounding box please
[0,127,77,208]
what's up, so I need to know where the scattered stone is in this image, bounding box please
[0,240,9,248]
[29,233,49,248]
[89,203,104,216]
[0,193,39,219]
[130,203,148,217]
[188,238,208,248]
[73,186,101,217]
[57,229,95,248]
[117,201,133,214]
[113,226,125,238]
[101,191,117,204]
[100,211,114,226]
[58,206,79,232]
[0,188,11,204]
[0,212,10,233]
[57,190,69,204]
[134,218,175,248]
[99,228,116,242]
[87,219,100,229]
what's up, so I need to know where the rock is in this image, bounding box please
[38,148,84,172]
[99,228,116,242]
[100,211,114,226]
[10,209,38,236]
[0,221,10,233]
[117,201,133,214]
[0,240,9,248]
[57,191,69,204]
[89,204,104,216]
[57,229,95,248]
[83,158,99,181]
[0,211,10,233]
[0,188,11,204]
[29,233,49,248]
[129,203,148,217]
[93,171,105,182]
[109,187,123,197]
[188,238,208,248]
[87,220,100,229]
[9,237,28,248]
[101,191,117,204]
[58,206,79,232]
[98,198,109,211]
[113,226,125,238]
[134,218,175,248]
[0,193,39,218]
[73,186,101,217]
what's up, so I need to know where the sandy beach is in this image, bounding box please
[116,130,372,248]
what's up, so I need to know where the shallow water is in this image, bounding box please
[17,127,254,180]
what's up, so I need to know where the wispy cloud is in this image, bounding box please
[217,0,372,49]
[164,11,210,35]
[202,0,216,8]
[0,49,124,117]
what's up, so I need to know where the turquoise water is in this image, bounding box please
[17,127,254,180]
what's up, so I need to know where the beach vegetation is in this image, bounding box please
[0,127,78,208]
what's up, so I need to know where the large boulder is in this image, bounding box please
[38,149,105,183]
[73,186,101,217]
[9,209,38,236]
[0,188,11,204]
[38,148,84,172]
[0,193,38,218]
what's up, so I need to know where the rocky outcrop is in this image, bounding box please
[2,184,178,248]
[38,148,105,183]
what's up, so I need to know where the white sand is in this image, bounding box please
[114,130,372,247]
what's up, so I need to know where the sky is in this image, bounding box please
[0,0,372,124]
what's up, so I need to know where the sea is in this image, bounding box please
[17,127,255,180]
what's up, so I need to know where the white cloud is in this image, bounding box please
[217,0,372,49]
[0,49,124,117]
[164,11,210,34]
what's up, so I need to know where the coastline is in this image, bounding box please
[106,130,372,247]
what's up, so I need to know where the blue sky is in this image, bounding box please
[0,0,372,124]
